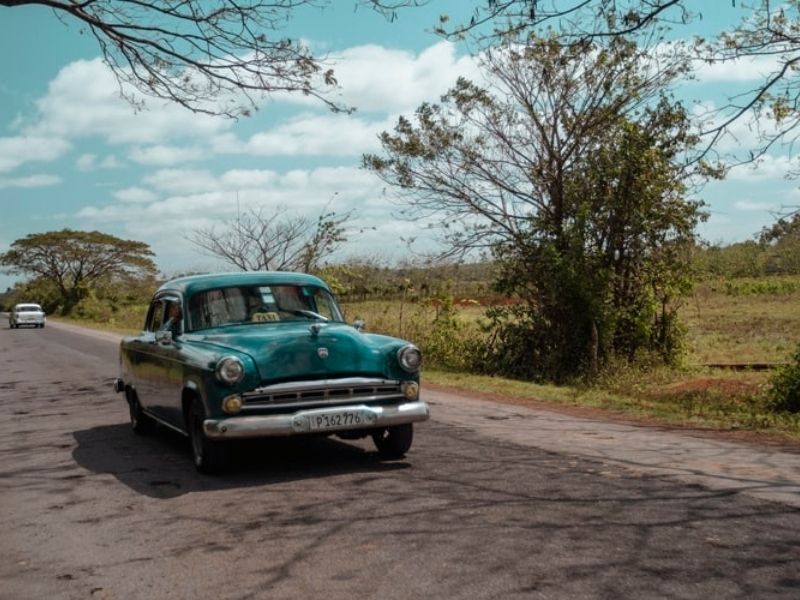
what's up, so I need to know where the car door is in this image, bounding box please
[125,295,186,429]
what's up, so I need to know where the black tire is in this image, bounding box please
[127,388,155,435]
[188,398,228,474]
[372,423,414,459]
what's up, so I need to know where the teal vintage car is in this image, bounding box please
[114,271,429,473]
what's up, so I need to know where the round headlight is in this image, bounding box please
[215,356,245,385]
[397,345,422,372]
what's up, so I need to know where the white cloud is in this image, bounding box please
[143,169,221,195]
[129,145,208,166]
[14,42,476,176]
[692,54,780,84]
[99,155,123,169]
[0,174,61,189]
[27,58,232,145]
[219,169,278,189]
[288,165,376,193]
[272,41,479,114]
[0,136,70,172]
[79,166,382,226]
[734,200,780,212]
[240,113,387,156]
[691,99,788,156]
[328,42,480,114]
[726,155,794,181]
[699,209,776,244]
[113,187,158,204]
[77,153,123,171]
[279,169,311,189]
[76,154,96,171]
[135,165,383,202]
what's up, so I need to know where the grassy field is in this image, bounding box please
[342,280,800,367]
[682,279,800,365]
[339,280,800,441]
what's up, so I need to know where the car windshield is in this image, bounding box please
[16,305,42,312]
[187,284,344,331]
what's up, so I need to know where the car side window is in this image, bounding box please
[145,299,166,332]
[161,297,183,336]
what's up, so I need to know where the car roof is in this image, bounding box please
[156,271,330,297]
[14,303,42,309]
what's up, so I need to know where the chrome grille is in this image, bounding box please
[242,377,402,409]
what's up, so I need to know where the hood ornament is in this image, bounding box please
[309,323,322,336]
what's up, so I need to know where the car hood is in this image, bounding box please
[186,322,405,382]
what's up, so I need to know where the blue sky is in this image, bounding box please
[1,2,797,291]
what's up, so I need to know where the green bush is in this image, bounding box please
[414,298,484,371]
[769,344,800,413]
[73,292,115,322]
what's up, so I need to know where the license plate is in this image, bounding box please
[307,409,375,431]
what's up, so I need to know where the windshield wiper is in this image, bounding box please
[283,309,328,321]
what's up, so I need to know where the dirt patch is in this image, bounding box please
[662,377,761,396]
[425,381,800,454]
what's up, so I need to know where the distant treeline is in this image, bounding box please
[3,209,799,314]
[319,260,497,303]
[4,240,800,316]
[693,213,800,279]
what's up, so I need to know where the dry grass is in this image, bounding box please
[344,281,800,439]
[346,284,800,368]
[682,283,800,365]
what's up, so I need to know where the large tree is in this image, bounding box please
[187,206,349,272]
[0,229,157,313]
[365,37,707,380]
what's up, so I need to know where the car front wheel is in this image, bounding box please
[188,398,228,474]
[372,423,414,459]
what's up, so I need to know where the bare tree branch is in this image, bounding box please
[1,0,353,117]
[186,205,351,272]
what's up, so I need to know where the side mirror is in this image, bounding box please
[155,330,173,345]
[353,319,365,332]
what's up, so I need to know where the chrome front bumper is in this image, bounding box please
[203,400,430,439]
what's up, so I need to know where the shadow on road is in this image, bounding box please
[72,422,408,499]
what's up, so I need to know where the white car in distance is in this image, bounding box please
[9,303,47,329]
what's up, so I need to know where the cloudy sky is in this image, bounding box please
[1,2,798,290]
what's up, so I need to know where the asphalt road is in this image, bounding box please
[1,319,800,599]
